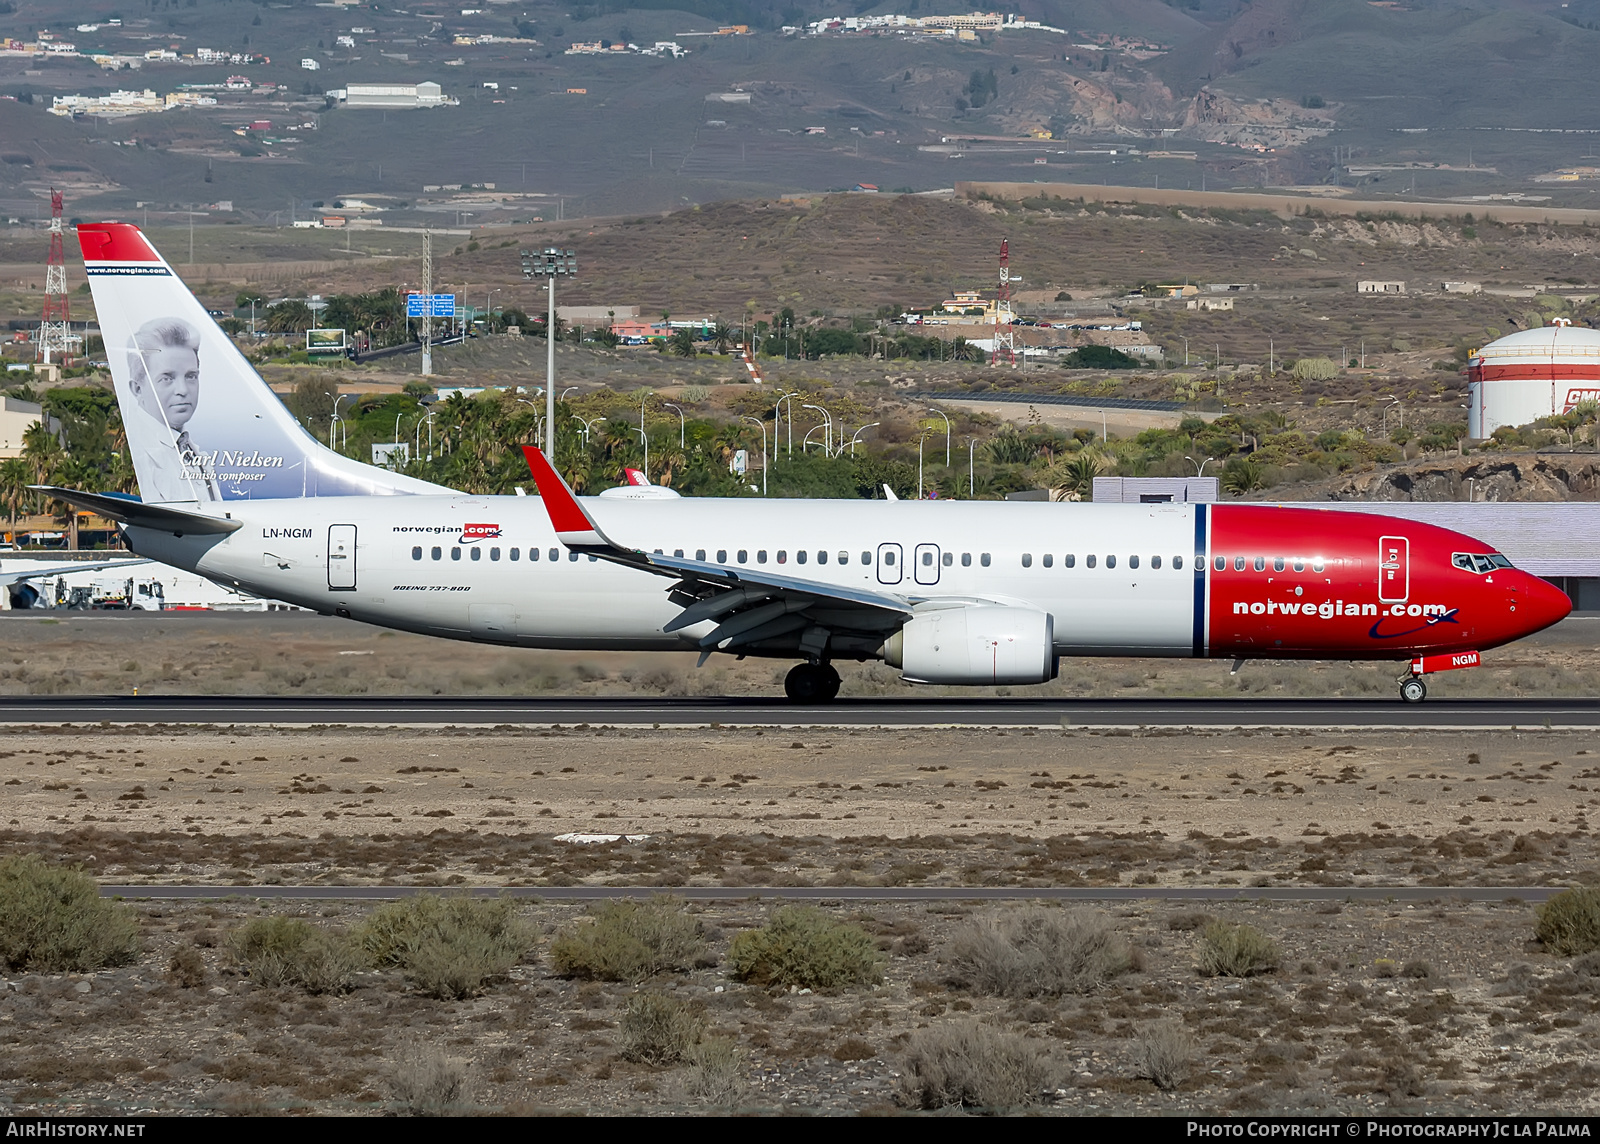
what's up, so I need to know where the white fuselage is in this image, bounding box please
[125,495,1201,657]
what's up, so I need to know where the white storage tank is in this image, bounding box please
[1467,320,1600,438]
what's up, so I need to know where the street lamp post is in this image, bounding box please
[663,402,686,449]
[741,416,767,497]
[802,404,833,456]
[329,393,355,450]
[485,288,499,331]
[523,246,576,459]
[638,390,651,479]
[775,391,798,457]
[1187,456,1215,477]
[927,407,951,467]
[572,415,598,447]
[848,423,878,456]
[967,437,977,498]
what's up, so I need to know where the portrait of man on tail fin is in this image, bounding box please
[125,317,219,503]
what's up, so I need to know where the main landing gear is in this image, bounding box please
[785,662,841,703]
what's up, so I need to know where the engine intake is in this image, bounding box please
[882,605,1056,685]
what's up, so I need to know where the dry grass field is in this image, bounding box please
[1,612,1600,1114]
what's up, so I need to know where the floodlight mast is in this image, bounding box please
[523,246,577,459]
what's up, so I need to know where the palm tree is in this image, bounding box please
[264,300,315,333]
[711,321,734,355]
[0,457,30,542]
[669,328,698,358]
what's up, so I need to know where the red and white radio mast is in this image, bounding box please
[991,237,1015,367]
[37,188,73,364]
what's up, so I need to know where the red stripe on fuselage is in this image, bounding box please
[1205,505,1566,659]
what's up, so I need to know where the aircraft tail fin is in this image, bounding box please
[78,223,449,504]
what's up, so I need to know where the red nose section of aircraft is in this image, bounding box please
[1205,506,1570,659]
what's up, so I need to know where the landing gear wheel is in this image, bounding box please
[785,663,840,703]
[1400,677,1428,704]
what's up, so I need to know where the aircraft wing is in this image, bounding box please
[521,447,910,661]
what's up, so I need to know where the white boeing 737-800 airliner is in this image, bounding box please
[44,223,1570,703]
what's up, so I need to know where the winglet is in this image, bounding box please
[521,446,613,549]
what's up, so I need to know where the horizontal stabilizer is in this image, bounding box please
[30,487,242,536]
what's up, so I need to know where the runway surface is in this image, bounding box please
[7,694,1600,729]
[100,884,1556,902]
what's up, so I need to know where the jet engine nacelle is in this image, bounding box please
[883,605,1056,685]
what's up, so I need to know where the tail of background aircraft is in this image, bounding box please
[78,223,448,504]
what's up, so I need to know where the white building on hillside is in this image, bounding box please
[340,81,452,108]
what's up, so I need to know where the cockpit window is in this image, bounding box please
[1453,552,1514,574]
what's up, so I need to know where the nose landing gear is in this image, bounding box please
[785,661,841,703]
[1400,650,1481,703]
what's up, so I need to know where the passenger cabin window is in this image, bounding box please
[980,553,991,567]
[529,548,539,561]
[737,550,748,564]
[549,548,559,562]
[717,550,727,563]
[490,547,500,561]
[569,551,580,562]
[1064,554,1075,568]
[451,547,461,561]
[471,547,482,561]
[431,546,442,561]
[796,550,807,564]
[942,552,953,566]
[1129,555,1139,570]
[1021,553,1032,568]
[818,551,829,564]
[412,546,422,561]
[1312,559,1324,573]
[1151,555,1161,569]
[1174,555,1184,570]
[1086,555,1097,569]
[1106,555,1117,569]
[1253,557,1265,572]
[511,548,520,561]
[922,550,935,567]
[674,549,684,558]
[1234,557,1245,571]
[756,551,767,564]
[1042,553,1052,568]
[1273,557,1284,572]
[861,552,871,565]
[1214,556,1225,571]
[696,549,706,561]
[961,553,972,567]
[776,550,787,564]
[1292,559,1304,573]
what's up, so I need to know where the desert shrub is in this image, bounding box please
[167,945,207,989]
[727,906,883,990]
[681,1036,745,1106]
[1290,357,1339,382]
[389,1043,468,1116]
[0,854,139,972]
[357,894,530,999]
[1195,920,1281,977]
[898,1021,1061,1110]
[619,992,704,1065]
[947,907,1134,998]
[549,896,704,983]
[1133,1018,1196,1090]
[1536,887,1600,956]
[230,916,363,993]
